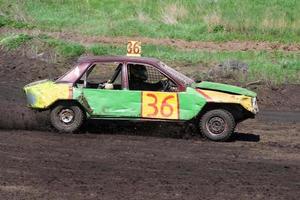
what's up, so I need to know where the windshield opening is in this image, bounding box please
[159,62,195,86]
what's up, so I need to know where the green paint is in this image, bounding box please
[24,80,255,121]
[76,88,141,118]
[193,81,257,97]
[179,87,207,120]
[78,94,93,114]
[73,87,206,120]
[73,87,81,99]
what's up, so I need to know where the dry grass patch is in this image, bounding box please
[203,11,225,32]
[137,11,151,23]
[261,16,288,30]
[161,3,187,25]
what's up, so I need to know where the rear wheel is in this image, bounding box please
[199,109,235,141]
[50,102,84,133]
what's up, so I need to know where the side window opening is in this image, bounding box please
[127,63,178,92]
[80,62,122,90]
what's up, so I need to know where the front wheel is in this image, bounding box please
[199,109,235,141]
[50,102,85,133]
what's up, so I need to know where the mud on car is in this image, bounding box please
[24,56,258,141]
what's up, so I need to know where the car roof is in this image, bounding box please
[77,56,160,65]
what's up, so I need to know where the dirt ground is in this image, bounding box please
[1,27,300,52]
[0,48,299,199]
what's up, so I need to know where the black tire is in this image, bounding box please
[50,102,85,133]
[199,109,235,142]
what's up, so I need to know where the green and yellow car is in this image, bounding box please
[24,56,258,141]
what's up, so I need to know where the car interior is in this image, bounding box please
[76,62,122,90]
[75,62,178,92]
[127,63,178,92]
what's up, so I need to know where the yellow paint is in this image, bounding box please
[24,81,71,109]
[142,91,178,119]
[201,90,255,113]
[127,41,141,57]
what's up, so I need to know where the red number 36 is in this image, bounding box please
[142,92,178,119]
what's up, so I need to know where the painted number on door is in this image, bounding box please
[142,92,179,119]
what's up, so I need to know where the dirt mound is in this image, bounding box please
[0,48,67,130]
[0,48,66,100]
[255,84,300,111]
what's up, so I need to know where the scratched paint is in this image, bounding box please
[24,80,258,120]
[74,87,207,120]
[79,88,142,117]
[23,80,71,109]
[193,81,257,97]
[196,89,255,113]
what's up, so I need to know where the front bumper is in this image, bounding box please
[251,97,259,114]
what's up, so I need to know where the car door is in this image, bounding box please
[76,62,141,118]
[126,62,180,120]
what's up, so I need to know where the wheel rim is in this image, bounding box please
[206,116,226,135]
[58,108,75,124]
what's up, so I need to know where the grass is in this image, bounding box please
[0,15,34,29]
[39,35,85,58]
[0,33,33,49]
[89,44,300,84]
[0,0,300,43]
[1,33,299,84]
[0,1,298,85]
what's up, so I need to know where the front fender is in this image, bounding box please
[196,89,258,114]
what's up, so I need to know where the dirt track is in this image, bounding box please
[0,119,299,200]
[0,48,299,199]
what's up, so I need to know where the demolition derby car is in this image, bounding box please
[24,56,258,141]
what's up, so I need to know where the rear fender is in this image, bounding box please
[24,81,73,109]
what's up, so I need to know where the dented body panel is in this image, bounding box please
[193,81,257,97]
[72,87,206,120]
[196,89,258,114]
[24,56,258,123]
[178,87,207,120]
[80,89,141,118]
[24,80,72,109]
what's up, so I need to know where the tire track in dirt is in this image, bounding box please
[0,122,299,200]
[1,27,300,52]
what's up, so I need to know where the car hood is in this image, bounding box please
[192,81,257,97]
